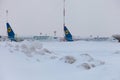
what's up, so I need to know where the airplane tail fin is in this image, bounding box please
[6,22,16,41]
[64,26,73,41]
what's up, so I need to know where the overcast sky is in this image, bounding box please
[0,0,120,37]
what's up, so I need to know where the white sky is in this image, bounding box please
[0,0,120,37]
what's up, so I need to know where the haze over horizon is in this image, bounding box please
[0,0,120,37]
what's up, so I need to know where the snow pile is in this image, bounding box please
[77,54,105,70]
[0,41,120,80]
[1,41,105,70]
[61,55,77,64]
[114,50,120,54]
[60,53,105,70]
[3,41,55,57]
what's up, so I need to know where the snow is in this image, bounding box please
[0,40,120,80]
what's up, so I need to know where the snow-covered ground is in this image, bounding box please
[0,40,120,80]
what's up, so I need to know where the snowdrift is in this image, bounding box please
[0,41,120,80]
[1,41,105,69]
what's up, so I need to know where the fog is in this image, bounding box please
[0,0,120,37]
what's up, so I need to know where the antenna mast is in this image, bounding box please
[6,10,8,22]
[63,0,66,27]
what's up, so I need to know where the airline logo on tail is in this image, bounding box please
[8,27,11,32]
[64,26,73,41]
[6,22,16,41]
[65,29,69,35]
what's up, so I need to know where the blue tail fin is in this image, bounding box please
[6,22,16,41]
[64,26,73,41]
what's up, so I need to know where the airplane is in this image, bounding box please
[64,26,73,41]
[112,34,120,42]
[6,22,24,42]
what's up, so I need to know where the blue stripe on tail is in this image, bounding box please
[64,26,73,41]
